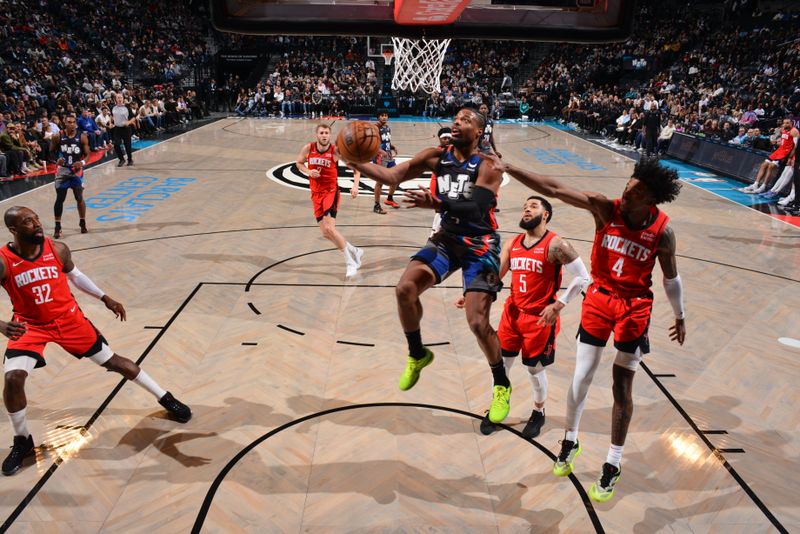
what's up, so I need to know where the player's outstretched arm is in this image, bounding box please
[656,226,686,345]
[53,241,127,321]
[498,237,513,279]
[0,258,27,340]
[480,152,613,221]
[348,147,440,187]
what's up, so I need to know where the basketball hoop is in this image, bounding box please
[391,37,451,94]
[381,49,394,66]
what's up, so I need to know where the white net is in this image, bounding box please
[391,37,451,94]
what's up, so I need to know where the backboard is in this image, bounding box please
[210,0,637,42]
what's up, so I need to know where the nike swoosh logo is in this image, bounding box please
[609,223,623,228]
[12,261,23,267]
[512,247,521,251]
[467,163,478,168]
[70,306,76,312]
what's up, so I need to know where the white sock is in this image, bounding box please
[606,444,624,467]
[133,370,167,399]
[502,356,516,373]
[566,430,578,442]
[566,342,604,442]
[528,366,548,407]
[8,408,30,437]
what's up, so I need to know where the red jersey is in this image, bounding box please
[0,239,76,324]
[591,199,669,298]
[506,231,562,313]
[307,142,338,193]
[769,128,798,160]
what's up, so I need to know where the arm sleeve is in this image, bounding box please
[662,274,685,319]
[556,257,590,305]
[439,185,495,218]
[66,267,105,300]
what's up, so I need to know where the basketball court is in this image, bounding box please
[0,117,797,533]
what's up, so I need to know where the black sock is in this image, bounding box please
[387,194,394,201]
[405,330,425,359]
[54,221,61,230]
[79,218,86,227]
[490,361,510,387]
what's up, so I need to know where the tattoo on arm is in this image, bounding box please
[656,225,678,279]
[549,238,580,265]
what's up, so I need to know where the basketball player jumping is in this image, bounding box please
[1,206,191,476]
[485,155,686,502]
[50,114,90,238]
[466,196,589,438]
[371,112,399,214]
[347,108,513,424]
[296,124,364,278]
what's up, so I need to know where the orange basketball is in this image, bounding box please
[336,121,381,164]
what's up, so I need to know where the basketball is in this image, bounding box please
[336,121,381,163]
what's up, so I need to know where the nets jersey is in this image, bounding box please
[480,119,494,151]
[0,239,76,324]
[58,131,83,167]
[507,231,562,313]
[591,199,669,297]
[306,142,338,193]
[435,146,497,236]
[378,123,392,153]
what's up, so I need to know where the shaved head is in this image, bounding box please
[4,206,26,228]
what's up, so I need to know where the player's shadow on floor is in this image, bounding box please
[285,394,485,437]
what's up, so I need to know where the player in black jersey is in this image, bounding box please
[478,104,501,158]
[49,115,90,238]
[347,107,513,425]
[479,103,502,212]
[371,112,399,214]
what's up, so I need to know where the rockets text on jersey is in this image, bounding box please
[0,238,76,324]
[507,231,562,313]
[590,199,669,297]
[306,141,338,193]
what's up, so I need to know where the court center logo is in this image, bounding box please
[267,156,509,195]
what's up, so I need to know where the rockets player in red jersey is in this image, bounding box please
[470,196,589,438]
[739,118,799,194]
[296,124,364,278]
[487,156,686,503]
[0,206,191,476]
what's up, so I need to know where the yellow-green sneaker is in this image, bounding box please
[398,348,434,391]
[488,384,512,423]
[588,463,621,502]
[553,439,581,477]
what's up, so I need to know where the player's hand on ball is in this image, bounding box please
[669,318,685,345]
[454,296,465,309]
[402,187,440,210]
[537,301,564,325]
[0,320,27,340]
[102,295,127,321]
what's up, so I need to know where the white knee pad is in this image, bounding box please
[88,343,114,365]
[4,355,37,374]
[613,349,642,371]
[527,363,548,404]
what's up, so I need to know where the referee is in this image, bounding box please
[112,93,135,167]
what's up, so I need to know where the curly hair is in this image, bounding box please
[633,158,682,204]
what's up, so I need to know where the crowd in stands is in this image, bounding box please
[0,0,212,178]
[1,0,798,192]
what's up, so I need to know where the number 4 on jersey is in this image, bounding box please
[612,258,624,277]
